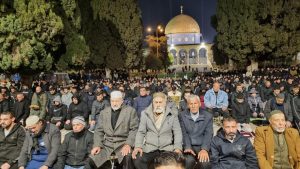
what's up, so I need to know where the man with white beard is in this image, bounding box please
[132,92,182,169]
[85,90,139,169]
[254,110,300,169]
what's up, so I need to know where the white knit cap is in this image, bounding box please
[110,91,123,99]
[72,116,86,126]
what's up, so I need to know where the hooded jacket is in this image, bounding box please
[46,96,67,124]
[67,96,88,120]
[211,129,259,169]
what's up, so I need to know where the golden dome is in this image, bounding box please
[165,14,200,34]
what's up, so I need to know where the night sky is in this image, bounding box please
[138,0,217,43]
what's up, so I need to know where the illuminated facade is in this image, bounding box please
[165,9,213,72]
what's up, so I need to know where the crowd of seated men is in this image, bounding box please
[0,67,299,169]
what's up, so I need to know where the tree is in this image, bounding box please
[91,0,143,68]
[213,0,300,67]
[0,0,64,72]
[145,35,171,70]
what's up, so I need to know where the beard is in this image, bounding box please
[273,127,285,133]
[112,105,121,111]
[1,121,13,130]
[154,107,164,114]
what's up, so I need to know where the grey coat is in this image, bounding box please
[134,104,182,153]
[91,105,139,167]
[18,123,61,168]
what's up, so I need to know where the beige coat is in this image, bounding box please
[91,105,139,167]
[254,126,300,169]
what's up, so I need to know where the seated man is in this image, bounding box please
[179,87,192,112]
[46,96,67,130]
[254,110,300,169]
[132,92,182,169]
[89,91,110,131]
[247,88,264,118]
[204,82,229,117]
[179,95,213,169]
[133,86,152,118]
[65,94,88,130]
[153,151,185,169]
[18,115,61,169]
[211,117,258,169]
[0,112,26,169]
[85,91,139,169]
[231,93,252,132]
[13,92,30,125]
[264,93,293,127]
[57,116,93,169]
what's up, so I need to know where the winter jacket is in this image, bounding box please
[247,96,263,113]
[179,109,213,151]
[133,95,152,118]
[67,101,89,121]
[90,99,110,121]
[264,98,293,122]
[231,101,251,123]
[46,104,68,124]
[135,104,182,153]
[211,129,259,169]
[260,86,273,102]
[56,129,93,168]
[18,123,61,168]
[0,123,26,167]
[291,96,300,123]
[204,89,228,109]
[0,99,10,113]
[31,92,48,119]
[13,98,30,123]
[254,126,300,169]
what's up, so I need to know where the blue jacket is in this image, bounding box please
[179,109,213,151]
[133,95,152,118]
[204,89,228,108]
[211,129,258,169]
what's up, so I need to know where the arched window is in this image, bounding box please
[199,48,207,64]
[179,49,187,65]
[189,49,197,64]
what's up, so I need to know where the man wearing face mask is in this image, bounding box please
[264,93,293,127]
[211,117,258,169]
[85,90,139,169]
[18,115,61,169]
[254,110,300,169]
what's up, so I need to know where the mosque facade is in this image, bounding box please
[164,9,214,72]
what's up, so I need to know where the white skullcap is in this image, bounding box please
[110,91,123,99]
[26,115,40,127]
